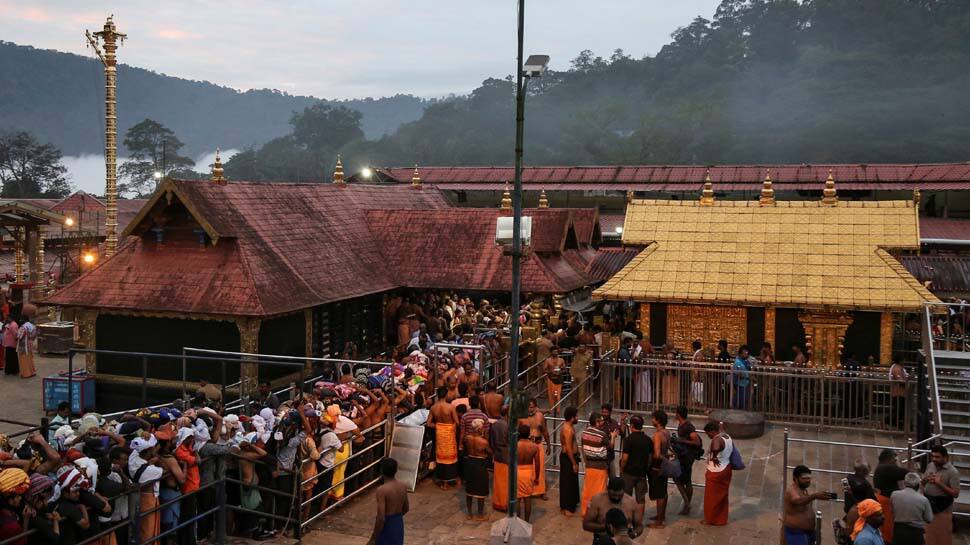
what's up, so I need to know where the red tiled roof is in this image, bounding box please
[899,255,970,294]
[919,217,970,241]
[48,181,449,317]
[570,209,600,245]
[600,214,625,237]
[585,248,640,282]
[376,163,970,191]
[12,193,148,238]
[364,208,592,293]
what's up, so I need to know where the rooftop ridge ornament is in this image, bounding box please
[500,182,512,211]
[411,164,422,188]
[913,187,921,206]
[759,169,775,206]
[822,168,838,205]
[332,154,345,185]
[700,169,715,205]
[210,148,226,185]
[538,188,549,208]
[625,190,634,204]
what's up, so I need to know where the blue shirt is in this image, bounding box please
[732,357,751,387]
[853,524,885,545]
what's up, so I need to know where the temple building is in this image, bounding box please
[591,173,941,367]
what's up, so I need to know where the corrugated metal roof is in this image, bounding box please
[899,255,970,294]
[373,163,970,191]
[585,248,640,282]
[919,217,970,241]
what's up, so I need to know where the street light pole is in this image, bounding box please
[506,0,527,522]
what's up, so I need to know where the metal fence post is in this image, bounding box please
[215,474,227,545]
[815,510,823,545]
[781,427,789,508]
[128,485,140,545]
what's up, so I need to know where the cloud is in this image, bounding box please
[60,149,238,196]
[154,28,201,40]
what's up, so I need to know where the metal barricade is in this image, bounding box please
[600,357,916,435]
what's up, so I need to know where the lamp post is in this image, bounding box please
[495,0,547,540]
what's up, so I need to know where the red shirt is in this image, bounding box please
[174,443,200,494]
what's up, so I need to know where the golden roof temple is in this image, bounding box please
[593,183,940,368]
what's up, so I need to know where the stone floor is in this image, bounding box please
[0,353,68,436]
[305,424,970,545]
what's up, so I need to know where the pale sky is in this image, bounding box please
[0,0,721,100]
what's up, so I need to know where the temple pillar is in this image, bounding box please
[75,309,99,374]
[798,310,854,369]
[879,311,893,365]
[236,318,261,401]
[637,303,650,338]
[14,227,25,283]
[304,308,314,369]
[764,306,776,352]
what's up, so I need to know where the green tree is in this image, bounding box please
[119,119,194,197]
[289,103,364,152]
[0,131,72,198]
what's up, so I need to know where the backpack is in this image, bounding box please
[728,442,745,470]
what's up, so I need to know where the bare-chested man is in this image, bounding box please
[463,419,492,520]
[445,375,459,403]
[518,399,550,500]
[583,477,643,544]
[367,458,408,545]
[560,406,581,516]
[458,361,480,390]
[544,347,566,412]
[481,384,503,420]
[427,386,461,489]
[515,424,541,522]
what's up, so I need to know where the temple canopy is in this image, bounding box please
[593,199,939,311]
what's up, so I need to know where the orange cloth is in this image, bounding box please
[581,467,609,516]
[174,444,200,494]
[546,380,562,409]
[516,465,535,499]
[852,499,884,540]
[17,353,34,379]
[533,444,546,497]
[139,491,160,545]
[492,461,508,511]
[435,423,458,465]
[703,466,732,525]
[875,494,894,543]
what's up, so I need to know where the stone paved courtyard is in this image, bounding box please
[305,424,969,545]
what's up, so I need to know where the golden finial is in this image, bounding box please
[913,187,921,206]
[625,190,634,204]
[411,164,422,188]
[822,168,838,205]
[210,148,226,185]
[538,189,549,208]
[759,169,775,205]
[700,169,715,206]
[500,182,512,211]
[332,154,345,185]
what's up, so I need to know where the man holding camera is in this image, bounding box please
[783,465,835,545]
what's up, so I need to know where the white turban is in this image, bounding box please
[130,435,158,453]
[222,414,240,436]
[175,427,194,449]
[259,408,276,430]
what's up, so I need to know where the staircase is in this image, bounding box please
[923,305,970,513]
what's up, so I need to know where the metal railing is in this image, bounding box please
[923,303,945,437]
[600,357,916,434]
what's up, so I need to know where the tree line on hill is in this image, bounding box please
[3,0,968,196]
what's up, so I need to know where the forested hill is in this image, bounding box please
[340,0,970,171]
[0,41,426,156]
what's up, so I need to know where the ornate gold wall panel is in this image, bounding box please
[798,311,854,369]
[879,311,893,365]
[667,304,746,354]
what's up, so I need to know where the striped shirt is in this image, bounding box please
[460,409,490,441]
[582,425,610,469]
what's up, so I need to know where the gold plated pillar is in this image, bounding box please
[76,309,99,374]
[236,318,261,400]
[86,17,126,257]
[879,311,893,365]
[14,227,25,283]
[764,306,776,352]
